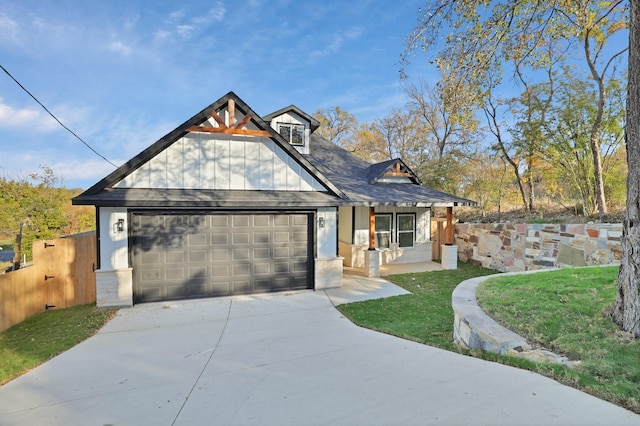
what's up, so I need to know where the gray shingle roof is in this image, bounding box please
[305,135,476,207]
[73,93,475,208]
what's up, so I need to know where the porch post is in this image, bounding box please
[368,207,376,250]
[446,206,454,245]
[364,206,380,277]
[442,206,458,270]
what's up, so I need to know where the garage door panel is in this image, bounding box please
[233,248,251,260]
[274,232,290,242]
[165,250,185,263]
[273,247,290,258]
[211,216,229,227]
[212,264,230,277]
[233,280,252,294]
[253,232,270,243]
[232,233,250,244]
[254,216,270,227]
[233,263,251,276]
[233,216,250,227]
[254,247,270,259]
[189,249,208,263]
[132,212,312,303]
[139,252,162,265]
[211,249,230,261]
[140,268,162,282]
[274,216,290,226]
[211,233,229,245]
[165,267,186,280]
[253,262,271,275]
[293,261,308,272]
[188,233,207,246]
[292,245,307,257]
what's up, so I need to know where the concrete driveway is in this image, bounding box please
[0,286,637,425]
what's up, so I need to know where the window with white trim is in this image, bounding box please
[375,214,392,249]
[397,214,415,248]
[277,123,305,145]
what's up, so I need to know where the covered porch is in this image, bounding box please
[338,205,459,278]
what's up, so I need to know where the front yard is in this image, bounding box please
[338,263,640,414]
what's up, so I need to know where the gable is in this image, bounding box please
[367,159,421,185]
[265,111,312,155]
[74,92,346,202]
[113,132,325,191]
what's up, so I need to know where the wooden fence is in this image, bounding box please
[0,232,97,333]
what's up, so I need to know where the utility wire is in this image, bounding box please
[0,64,118,168]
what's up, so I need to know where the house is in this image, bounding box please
[73,92,474,307]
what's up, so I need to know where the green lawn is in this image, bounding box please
[338,263,498,350]
[477,266,640,413]
[338,263,640,414]
[0,304,116,385]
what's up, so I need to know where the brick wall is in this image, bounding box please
[455,223,622,272]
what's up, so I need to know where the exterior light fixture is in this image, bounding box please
[114,218,125,233]
[318,217,325,228]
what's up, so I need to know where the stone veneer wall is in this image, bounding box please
[455,223,622,272]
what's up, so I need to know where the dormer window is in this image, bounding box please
[277,122,305,145]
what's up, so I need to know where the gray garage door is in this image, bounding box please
[131,212,312,303]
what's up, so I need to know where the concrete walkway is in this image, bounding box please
[0,282,637,425]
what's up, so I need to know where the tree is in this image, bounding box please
[312,106,358,149]
[0,167,95,262]
[403,76,477,160]
[350,122,390,163]
[613,0,640,337]
[403,0,629,219]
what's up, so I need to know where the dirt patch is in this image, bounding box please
[449,206,625,224]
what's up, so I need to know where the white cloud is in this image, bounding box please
[0,13,19,44]
[310,26,364,58]
[108,40,133,56]
[154,3,226,43]
[0,100,58,131]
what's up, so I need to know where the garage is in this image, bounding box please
[131,212,313,303]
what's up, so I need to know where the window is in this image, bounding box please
[277,123,305,145]
[397,214,415,248]
[375,214,392,249]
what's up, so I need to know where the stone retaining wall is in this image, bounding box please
[455,223,622,272]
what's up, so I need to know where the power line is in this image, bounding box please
[0,64,118,168]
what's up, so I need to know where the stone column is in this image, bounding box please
[364,249,381,277]
[441,245,458,270]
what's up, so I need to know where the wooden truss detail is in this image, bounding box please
[384,162,413,178]
[187,100,271,137]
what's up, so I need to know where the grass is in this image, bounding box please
[338,263,640,414]
[338,263,498,350]
[0,240,13,271]
[0,304,116,385]
[477,266,640,413]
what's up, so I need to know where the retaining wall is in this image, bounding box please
[455,223,622,272]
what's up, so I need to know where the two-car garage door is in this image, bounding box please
[130,212,313,304]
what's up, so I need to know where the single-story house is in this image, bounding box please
[73,92,474,307]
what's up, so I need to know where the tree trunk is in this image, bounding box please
[612,0,640,337]
[584,34,609,218]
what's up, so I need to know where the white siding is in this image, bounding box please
[98,207,129,270]
[114,134,325,191]
[317,208,337,258]
[338,207,353,244]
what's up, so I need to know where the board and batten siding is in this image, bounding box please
[114,134,324,191]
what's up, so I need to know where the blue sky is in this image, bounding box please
[0,0,433,189]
